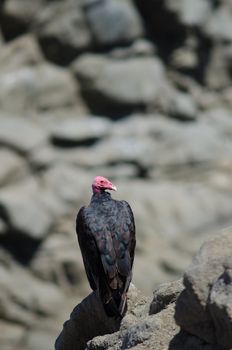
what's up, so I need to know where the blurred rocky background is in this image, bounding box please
[0,0,232,349]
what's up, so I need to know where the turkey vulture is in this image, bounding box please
[76,176,136,318]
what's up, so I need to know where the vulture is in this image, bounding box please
[76,176,136,318]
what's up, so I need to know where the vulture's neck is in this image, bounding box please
[91,191,111,203]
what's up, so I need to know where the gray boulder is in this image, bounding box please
[0,115,47,153]
[166,0,212,27]
[0,319,25,350]
[42,165,89,211]
[0,178,63,240]
[0,63,78,114]
[30,232,86,289]
[175,228,232,349]
[0,34,43,73]
[0,30,3,45]
[84,0,143,46]
[49,116,112,146]
[205,43,232,90]
[209,263,232,350]
[0,116,47,153]
[0,149,27,187]
[150,279,184,315]
[72,55,168,115]
[34,0,143,65]
[23,329,58,350]
[108,38,155,60]
[34,0,91,65]
[204,4,232,42]
[1,0,45,39]
[168,91,197,121]
[0,252,63,326]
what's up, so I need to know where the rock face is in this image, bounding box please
[84,0,143,46]
[56,232,232,350]
[55,283,179,350]
[72,55,167,115]
[175,228,232,349]
[0,1,232,349]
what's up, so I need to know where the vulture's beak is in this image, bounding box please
[111,185,117,191]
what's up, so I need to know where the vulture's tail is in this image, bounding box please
[98,279,127,318]
[103,291,127,319]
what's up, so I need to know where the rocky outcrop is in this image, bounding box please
[55,283,179,350]
[0,1,232,349]
[56,231,232,349]
[175,228,232,349]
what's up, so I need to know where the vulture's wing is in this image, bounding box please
[115,200,136,312]
[93,200,136,316]
[120,200,136,268]
[76,206,98,291]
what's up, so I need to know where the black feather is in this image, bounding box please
[76,191,136,318]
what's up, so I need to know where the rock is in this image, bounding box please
[50,116,112,146]
[1,0,45,40]
[0,63,79,114]
[0,149,27,187]
[0,218,7,235]
[55,284,148,350]
[27,141,59,169]
[109,39,155,59]
[0,320,25,350]
[146,115,232,168]
[87,297,179,350]
[168,91,197,120]
[166,0,212,27]
[92,164,138,180]
[169,331,220,350]
[84,0,143,46]
[209,264,232,350]
[0,260,63,326]
[0,30,3,45]
[57,278,223,350]
[170,36,198,71]
[121,316,163,349]
[0,116,47,153]
[175,228,232,349]
[205,43,232,90]
[72,55,168,115]
[34,0,91,65]
[0,34,43,73]
[170,46,198,71]
[42,165,89,211]
[114,177,232,243]
[55,291,121,350]
[30,233,87,291]
[222,86,232,110]
[0,178,62,241]
[76,134,155,167]
[204,4,232,42]
[150,279,184,315]
[24,329,58,350]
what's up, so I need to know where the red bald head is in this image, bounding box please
[92,176,117,194]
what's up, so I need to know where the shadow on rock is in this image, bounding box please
[169,330,220,350]
[55,290,121,350]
